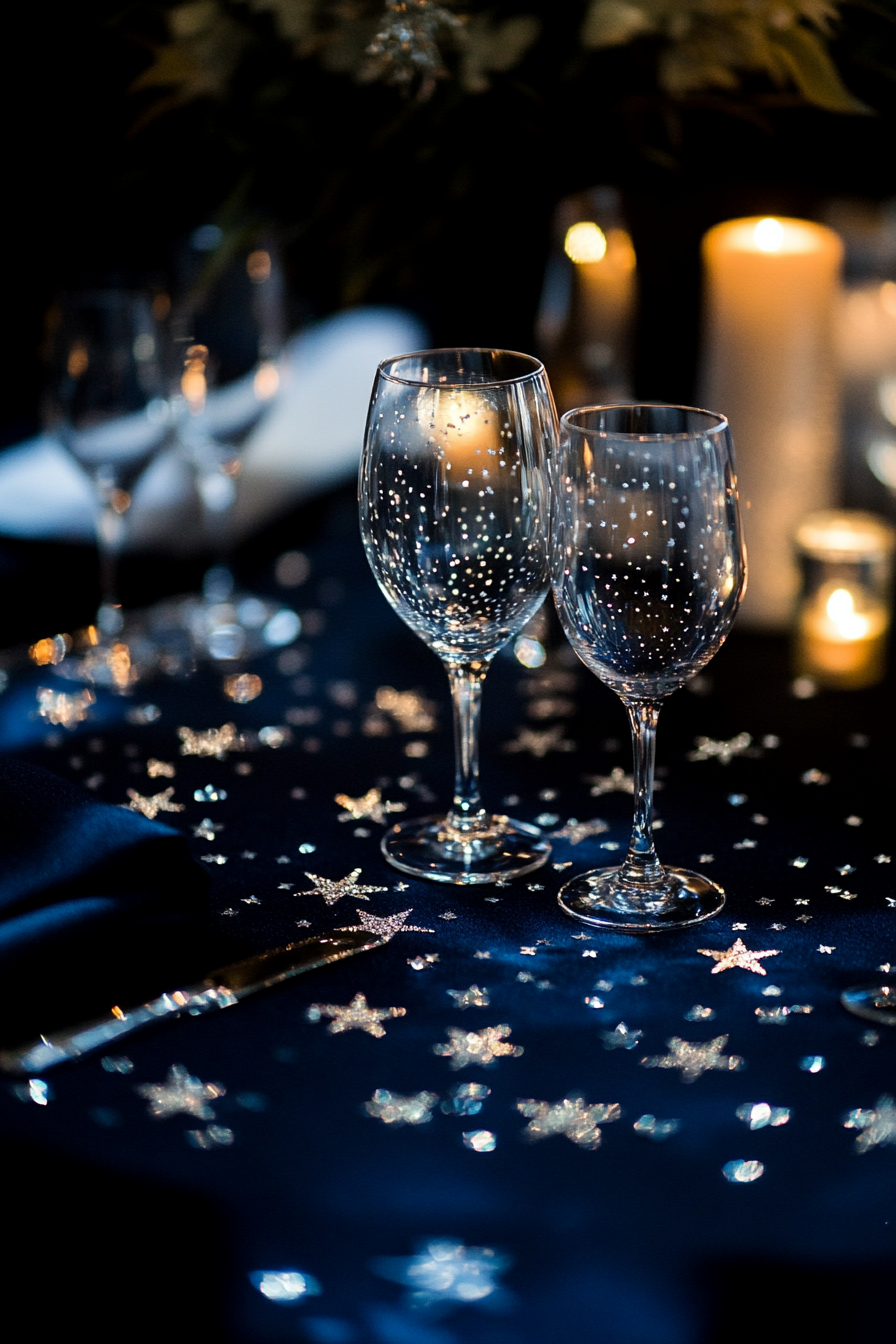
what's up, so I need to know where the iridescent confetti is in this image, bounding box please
[37,686,95,728]
[641,1035,745,1082]
[799,1055,825,1072]
[307,993,406,1037]
[844,1096,896,1152]
[463,1129,496,1151]
[685,1005,716,1022]
[364,1089,439,1126]
[550,817,609,844]
[601,1022,643,1050]
[722,1159,764,1183]
[100,1056,133,1074]
[433,1025,523,1069]
[147,759,175,778]
[297,869,388,906]
[337,908,435,940]
[372,1240,511,1309]
[755,1007,789,1024]
[178,723,238,759]
[687,732,752,764]
[248,1270,320,1302]
[447,985,490,1009]
[736,1102,790,1129]
[186,1125,234,1149]
[698,938,781,976]
[633,1115,680,1141]
[517,1095,621,1149]
[126,787,185,820]
[335,787,407,824]
[442,1082,490,1116]
[193,818,222,840]
[135,1064,225,1120]
[408,954,440,970]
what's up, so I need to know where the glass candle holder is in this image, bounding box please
[793,510,896,689]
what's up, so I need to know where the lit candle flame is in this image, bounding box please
[753,218,785,253]
[564,221,607,264]
[825,587,871,640]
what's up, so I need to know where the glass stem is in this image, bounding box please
[447,663,488,833]
[95,476,128,636]
[620,701,664,888]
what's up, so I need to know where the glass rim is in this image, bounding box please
[376,347,546,390]
[561,402,729,440]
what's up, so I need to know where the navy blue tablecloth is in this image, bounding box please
[0,485,893,1344]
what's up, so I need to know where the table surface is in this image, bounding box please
[0,485,894,1344]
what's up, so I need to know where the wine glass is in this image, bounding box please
[551,404,746,931]
[361,348,557,884]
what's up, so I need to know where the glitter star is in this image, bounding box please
[364,1089,439,1126]
[818,944,835,954]
[147,759,175,778]
[732,922,748,930]
[335,787,407,824]
[687,732,752,764]
[337,907,434,940]
[550,817,609,844]
[473,950,491,959]
[372,1240,510,1308]
[698,938,780,976]
[874,854,891,864]
[193,818,222,840]
[520,946,537,956]
[135,1064,225,1119]
[177,723,238,759]
[447,985,490,1009]
[796,914,813,922]
[756,898,774,906]
[502,725,575,758]
[601,1022,644,1050]
[586,767,635,796]
[844,1095,896,1152]
[572,933,593,941]
[297,868,388,905]
[126,787,185,819]
[306,992,406,1037]
[37,686,95,728]
[517,1094,621,1149]
[433,1024,523,1069]
[641,1035,745,1082]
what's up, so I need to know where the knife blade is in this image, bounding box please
[0,929,384,1076]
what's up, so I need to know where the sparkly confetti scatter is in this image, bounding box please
[200,853,228,865]
[550,817,610,844]
[601,1022,644,1050]
[698,938,781,976]
[790,857,808,868]
[818,944,835,954]
[14,1078,50,1105]
[687,732,752,764]
[297,869,388,905]
[335,787,407,824]
[408,954,440,970]
[178,723,238,759]
[307,993,406,1038]
[248,1269,321,1302]
[194,783,227,802]
[442,1083,490,1116]
[126,787,185,819]
[147,759,175,778]
[633,1115,680,1141]
[100,1056,133,1074]
[433,1025,523,1069]
[447,985,490,1009]
[723,1159,764,1183]
[372,1239,511,1308]
[736,1102,790,1129]
[517,1095,621,1149]
[135,1064,225,1120]
[799,1055,826,1073]
[364,1089,439,1126]
[587,767,638,796]
[685,1005,716,1022]
[37,686,95,728]
[843,1095,896,1152]
[463,1129,497,1152]
[186,1125,234,1149]
[193,818,222,840]
[641,1036,745,1082]
[337,908,435,940]
[503,725,575,757]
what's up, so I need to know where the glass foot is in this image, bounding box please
[381,815,551,885]
[840,982,896,1026]
[558,865,725,933]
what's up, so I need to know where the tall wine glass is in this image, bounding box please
[552,404,746,931]
[361,348,557,884]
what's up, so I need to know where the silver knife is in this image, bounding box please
[0,929,384,1076]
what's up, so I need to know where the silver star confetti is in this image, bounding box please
[135,1064,225,1119]
[193,818,222,841]
[433,1024,523,1069]
[372,1239,510,1310]
[503,725,575,757]
[364,1089,439,1126]
[408,953,439,970]
[843,1096,896,1152]
[447,985,490,1009]
[586,767,636,796]
[335,787,407,824]
[126,787,185,820]
[441,1082,490,1116]
[297,868,388,905]
[698,938,780,976]
[633,1115,680,1141]
[337,908,434,941]
[736,1102,790,1129]
[550,817,609,844]
[687,731,752,764]
[601,1022,644,1050]
[177,723,238,759]
[517,1094,621,1149]
[306,992,406,1037]
[641,1035,745,1082]
[818,944,835,954]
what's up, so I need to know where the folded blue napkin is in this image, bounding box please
[0,760,208,1036]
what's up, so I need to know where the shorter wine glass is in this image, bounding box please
[361,348,556,884]
[551,404,746,931]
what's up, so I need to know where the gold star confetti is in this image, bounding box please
[364,1089,439,1125]
[641,1035,745,1082]
[337,908,435,940]
[550,817,609,844]
[447,985,490,1009]
[687,732,752,764]
[147,759,175,778]
[37,686,95,728]
[844,1095,896,1152]
[585,767,636,796]
[297,869,388,905]
[177,723,239,759]
[135,1064,225,1119]
[433,1024,523,1069]
[517,1095,621,1149]
[408,953,440,970]
[306,992,406,1037]
[698,938,780,976]
[502,725,575,758]
[373,686,437,732]
[335,787,407,824]
[126,787,185,820]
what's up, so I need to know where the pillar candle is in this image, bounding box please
[700,217,843,628]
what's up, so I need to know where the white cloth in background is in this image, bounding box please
[0,307,428,552]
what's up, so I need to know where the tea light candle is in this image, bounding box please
[793,510,895,689]
[701,216,843,629]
